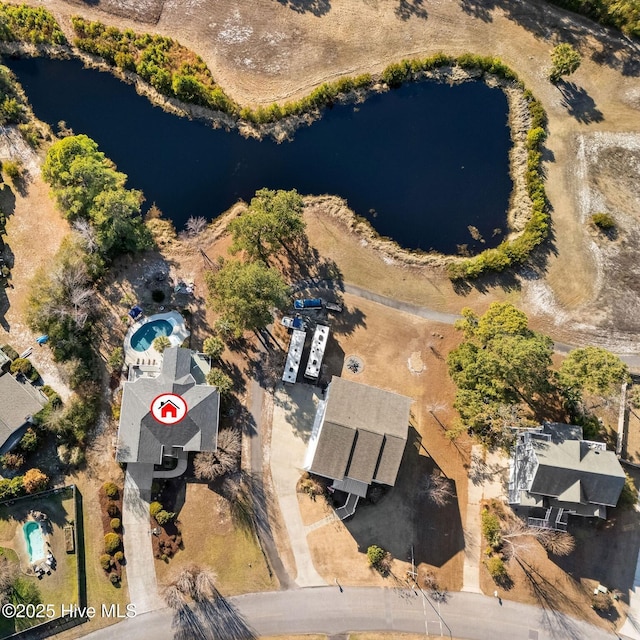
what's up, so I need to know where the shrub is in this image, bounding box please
[367,544,386,567]
[149,501,163,518]
[481,509,502,549]
[155,510,175,526]
[202,336,224,360]
[114,551,125,563]
[104,532,121,554]
[205,368,233,395]
[10,357,33,377]
[18,428,38,453]
[69,446,85,467]
[103,482,119,499]
[107,347,124,373]
[109,572,120,585]
[591,212,615,231]
[57,444,70,464]
[2,160,21,181]
[485,556,507,580]
[152,335,171,353]
[23,468,48,493]
[592,591,613,613]
[99,554,112,571]
[110,518,121,531]
[107,502,120,517]
[1,453,24,470]
[618,473,638,510]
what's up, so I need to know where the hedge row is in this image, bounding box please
[0,3,66,45]
[71,17,237,114]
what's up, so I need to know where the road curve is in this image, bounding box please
[81,587,619,640]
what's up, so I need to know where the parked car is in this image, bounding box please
[294,298,323,310]
[325,302,343,313]
[281,315,305,329]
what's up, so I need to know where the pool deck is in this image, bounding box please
[123,311,190,366]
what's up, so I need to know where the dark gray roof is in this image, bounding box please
[528,424,625,508]
[117,347,219,464]
[0,373,46,451]
[309,376,411,487]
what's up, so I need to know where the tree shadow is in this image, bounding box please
[459,0,497,23]
[274,0,331,17]
[395,0,428,20]
[557,81,604,124]
[194,595,257,640]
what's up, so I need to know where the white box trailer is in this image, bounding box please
[282,329,306,384]
[304,324,329,380]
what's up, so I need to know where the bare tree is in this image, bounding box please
[502,519,575,560]
[420,469,455,507]
[72,219,98,254]
[175,568,197,599]
[193,429,241,482]
[163,584,186,610]
[185,216,208,237]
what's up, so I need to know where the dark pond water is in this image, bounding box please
[6,56,513,254]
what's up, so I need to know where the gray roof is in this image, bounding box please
[0,373,46,451]
[117,347,219,464]
[528,424,625,508]
[309,376,411,487]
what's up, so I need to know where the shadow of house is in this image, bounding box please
[342,428,464,569]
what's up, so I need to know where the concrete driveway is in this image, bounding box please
[122,463,165,614]
[270,383,327,587]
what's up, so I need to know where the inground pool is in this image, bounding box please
[130,319,174,352]
[23,521,45,563]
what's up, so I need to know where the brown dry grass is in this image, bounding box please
[155,483,276,596]
[302,293,469,592]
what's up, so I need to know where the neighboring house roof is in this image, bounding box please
[117,347,219,464]
[512,423,625,511]
[307,376,412,488]
[0,373,46,453]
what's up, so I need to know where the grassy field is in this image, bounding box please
[155,483,277,595]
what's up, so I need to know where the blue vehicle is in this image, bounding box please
[294,298,323,310]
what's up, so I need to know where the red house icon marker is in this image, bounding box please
[159,399,180,419]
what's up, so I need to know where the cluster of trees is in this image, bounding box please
[0,4,66,45]
[71,18,236,114]
[206,189,303,337]
[42,135,152,261]
[547,0,640,38]
[0,555,41,632]
[0,427,38,470]
[447,302,629,446]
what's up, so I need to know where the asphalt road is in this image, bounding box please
[82,587,620,640]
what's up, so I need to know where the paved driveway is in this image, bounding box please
[270,383,327,587]
[122,463,164,614]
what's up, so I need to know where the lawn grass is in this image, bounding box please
[155,483,276,595]
[0,490,78,637]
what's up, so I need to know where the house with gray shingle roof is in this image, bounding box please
[509,422,626,528]
[0,373,47,453]
[116,347,219,464]
[303,376,412,518]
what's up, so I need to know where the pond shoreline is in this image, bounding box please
[0,41,535,268]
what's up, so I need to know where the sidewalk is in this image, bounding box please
[462,445,509,593]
